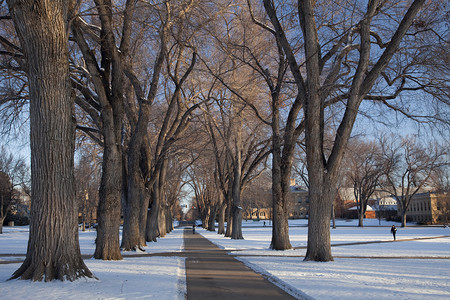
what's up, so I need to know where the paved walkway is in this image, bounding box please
[184,229,296,300]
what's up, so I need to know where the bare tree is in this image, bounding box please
[344,139,385,227]
[70,0,138,260]
[381,135,447,227]
[7,0,93,280]
[261,0,441,261]
[203,96,270,239]
[203,1,295,247]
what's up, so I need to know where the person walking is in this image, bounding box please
[391,225,397,241]
[192,224,195,234]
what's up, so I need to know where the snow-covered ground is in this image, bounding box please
[0,227,186,299]
[0,219,449,299]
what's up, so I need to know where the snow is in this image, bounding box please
[1,219,449,299]
[0,227,186,299]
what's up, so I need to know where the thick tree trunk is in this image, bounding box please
[121,115,152,251]
[304,176,335,262]
[120,169,145,251]
[208,205,218,232]
[217,202,226,234]
[230,144,243,239]
[157,159,168,237]
[0,217,4,234]
[71,6,125,260]
[138,184,151,245]
[270,99,292,250]
[203,210,210,229]
[146,204,160,242]
[270,180,291,250]
[231,205,243,239]
[358,209,364,227]
[158,204,167,238]
[95,139,123,259]
[8,0,93,280]
[224,201,232,237]
[166,206,173,233]
[146,181,160,242]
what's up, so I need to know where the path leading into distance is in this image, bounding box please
[183,228,297,300]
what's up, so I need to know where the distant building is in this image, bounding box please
[245,207,272,220]
[289,186,309,219]
[346,204,376,219]
[243,179,309,220]
[403,191,449,224]
[377,196,398,209]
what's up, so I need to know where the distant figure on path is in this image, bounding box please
[391,225,397,240]
[192,224,195,234]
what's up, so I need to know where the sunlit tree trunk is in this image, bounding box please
[8,0,93,280]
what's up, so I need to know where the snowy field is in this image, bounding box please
[0,227,186,300]
[0,219,449,299]
[200,219,450,299]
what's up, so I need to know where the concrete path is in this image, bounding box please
[184,229,296,300]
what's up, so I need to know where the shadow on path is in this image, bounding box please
[184,228,297,300]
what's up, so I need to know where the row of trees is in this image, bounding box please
[341,135,447,227]
[0,0,448,281]
[193,133,448,229]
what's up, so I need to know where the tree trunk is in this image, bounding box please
[121,115,153,251]
[401,212,407,228]
[270,96,292,250]
[304,176,335,262]
[95,139,123,259]
[270,182,291,250]
[146,203,160,242]
[146,180,160,242]
[0,217,4,234]
[224,200,232,237]
[358,208,364,227]
[165,205,172,233]
[8,0,93,280]
[158,204,167,238]
[120,167,145,251]
[208,204,218,231]
[71,11,125,261]
[218,202,226,234]
[157,159,168,237]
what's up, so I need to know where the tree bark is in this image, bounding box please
[208,204,218,231]
[7,0,93,280]
[224,198,233,237]
[95,139,123,259]
[146,177,160,242]
[305,177,335,261]
[217,201,226,234]
[71,1,127,260]
[166,205,173,233]
[231,167,243,239]
[270,80,292,250]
